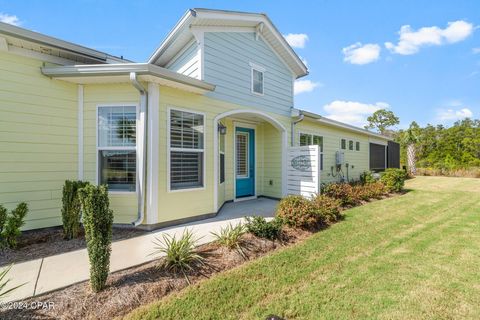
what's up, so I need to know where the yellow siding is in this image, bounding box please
[296,119,371,184]
[83,84,140,224]
[0,51,77,230]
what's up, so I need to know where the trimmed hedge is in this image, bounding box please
[78,184,113,292]
[1,203,28,249]
[245,216,283,240]
[322,183,362,207]
[61,180,90,240]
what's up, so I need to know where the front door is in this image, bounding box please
[235,127,255,198]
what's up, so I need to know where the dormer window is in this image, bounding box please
[250,62,265,95]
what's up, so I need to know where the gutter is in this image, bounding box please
[291,111,304,146]
[129,72,148,226]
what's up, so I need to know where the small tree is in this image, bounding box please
[2,203,28,249]
[0,205,7,236]
[365,109,400,135]
[401,121,420,175]
[61,180,89,240]
[78,184,113,292]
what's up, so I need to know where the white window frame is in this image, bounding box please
[235,131,250,179]
[299,132,324,171]
[167,106,206,193]
[249,62,265,96]
[96,104,138,194]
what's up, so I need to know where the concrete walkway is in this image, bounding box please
[2,198,277,303]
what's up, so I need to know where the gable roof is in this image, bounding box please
[148,8,308,78]
[0,21,128,64]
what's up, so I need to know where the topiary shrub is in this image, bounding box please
[78,184,113,292]
[322,183,361,207]
[1,203,28,249]
[61,180,90,240]
[275,195,318,228]
[380,168,407,193]
[311,195,342,225]
[245,216,283,240]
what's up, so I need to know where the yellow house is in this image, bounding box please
[0,9,397,231]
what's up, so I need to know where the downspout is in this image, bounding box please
[291,112,304,146]
[130,72,148,226]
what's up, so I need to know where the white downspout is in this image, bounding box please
[130,72,148,226]
[291,113,304,146]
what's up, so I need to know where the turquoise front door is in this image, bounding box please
[235,127,255,198]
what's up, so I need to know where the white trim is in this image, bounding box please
[213,109,287,212]
[191,29,205,80]
[167,106,207,193]
[146,83,160,224]
[164,38,197,69]
[250,63,265,96]
[233,125,256,199]
[77,85,84,180]
[190,25,257,33]
[95,103,139,194]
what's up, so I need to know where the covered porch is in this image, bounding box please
[213,110,288,212]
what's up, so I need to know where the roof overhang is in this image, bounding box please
[148,8,308,78]
[295,109,392,140]
[41,63,216,94]
[0,21,127,64]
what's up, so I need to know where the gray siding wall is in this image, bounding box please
[203,32,294,116]
[166,40,200,79]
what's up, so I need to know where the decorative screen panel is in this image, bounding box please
[236,133,248,177]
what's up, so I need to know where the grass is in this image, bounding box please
[125,176,480,320]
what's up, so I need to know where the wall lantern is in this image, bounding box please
[218,122,227,135]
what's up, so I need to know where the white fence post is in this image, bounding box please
[286,145,320,198]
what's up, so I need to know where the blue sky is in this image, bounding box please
[1,0,479,129]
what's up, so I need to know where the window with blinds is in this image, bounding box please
[97,106,137,191]
[219,129,225,184]
[169,109,205,190]
[299,133,324,170]
[236,133,248,177]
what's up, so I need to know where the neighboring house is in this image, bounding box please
[0,8,398,231]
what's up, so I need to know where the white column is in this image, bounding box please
[77,85,84,180]
[146,83,160,225]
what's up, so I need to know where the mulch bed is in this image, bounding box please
[0,226,148,266]
[1,228,312,320]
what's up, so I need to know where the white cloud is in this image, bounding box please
[284,33,309,48]
[342,43,381,65]
[473,48,480,54]
[436,108,473,122]
[294,79,320,95]
[385,20,474,55]
[0,13,21,26]
[323,100,389,127]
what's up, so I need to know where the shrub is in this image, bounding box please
[360,171,375,185]
[61,180,89,240]
[380,168,407,192]
[152,229,204,284]
[1,203,28,249]
[322,183,361,207]
[276,195,318,228]
[245,216,283,240]
[78,184,113,292]
[311,195,342,224]
[0,264,25,299]
[0,205,7,236]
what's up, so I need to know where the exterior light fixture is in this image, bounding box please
[218,123,227,135]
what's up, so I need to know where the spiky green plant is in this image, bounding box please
[152,229,204,284]
[0,265,25,300]
[211,223,247,259]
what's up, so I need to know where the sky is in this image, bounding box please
[1,0,479,129]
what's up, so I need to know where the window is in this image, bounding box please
[219,124,225,184]
[341,139,346,150]
[349,140,354,150]
[250,63,265,95]
[169,109,205,190]
[299,133,324,170]
[356,141,360,151]
[97,106,137,192]
[236,132,249,177]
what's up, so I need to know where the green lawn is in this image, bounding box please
[125,176,480,320]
